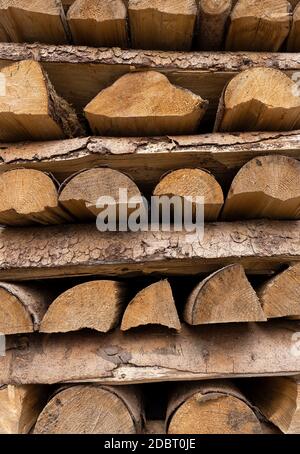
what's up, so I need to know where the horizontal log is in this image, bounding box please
[0,221,300,280]
[1,322,300,384]
[0,44,299,125]
[1,132,300,191]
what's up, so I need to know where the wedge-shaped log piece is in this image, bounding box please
[0,281,51,334]
[0,60,83,142]
[153,168,224,221]
[215,68,300,132]
[243,377,300,434]
[166,381,262,434]
[184,264,266,325]
[34,385,143,434]
[40,280,125,333]
[226,0,291,51]
[0,0,69,44]
[128,0,197,51]
[121,280,180,332]
[198,0,232,50]
[0,385,47,434]
[59,168,142,221]
[222,155,300,220]
[0,169,73,225]
[258,263,300,318]
[287,3,300,51]
[84,71,208,136]
[67,0,128,47]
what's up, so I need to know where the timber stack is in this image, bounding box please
[0,0,300,435]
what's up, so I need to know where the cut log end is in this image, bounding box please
[121,280,181,332]
[184,264,266,325]
[153,168,224,221]
[34,385,143,434]
[226,0,291,52]
[0,60,83,142]
[197,0,232,50]
[84,71,208,136]
[40,280,125,333]
[288,3,300,51]
[222,155,300,220]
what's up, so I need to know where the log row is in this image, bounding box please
[1,378,300,433]
[1,153,299,226]
[1,1,300,52]
[1,263,300,335]
[2,61,300,142]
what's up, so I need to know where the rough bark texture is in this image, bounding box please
[1,322,300,384]
[0,221,299,280]
[0,132,299,192]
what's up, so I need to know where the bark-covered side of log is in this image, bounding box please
[0,132,300,188]
[1,322,300,384]
[0,221,299,279]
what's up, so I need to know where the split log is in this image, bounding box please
[222,155,300,220]
[243,377,300,434]
[0,0,69,44]
[67,0,128,47]
[0,282,51,334]
[225,0,291,51]
[257,263,300,319]
[197,0,232,50]
[34,385,143,434]
[0,169,73,225]
[184,264,266,325]
[0,385,47,434]
[128,0,197,51]
[287,3,300,51]
[58,168,142,221]
[0,221,299,280]
[84,71,208,136]
[153,168,224,221]
[0,60,83,142]
[121,280,181,332]
[214,68,300,132]
[166,381,262,434]
[1,322,300,384]
[40,280,125,333]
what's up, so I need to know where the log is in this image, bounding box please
[0,60,83,142]
[0,132,300,192]
[166,381,262,434]
[1,44,300,126]
[258,263,300,319]
[0,169,73,225]
[40,280,125,333]
[0,221,299,280]
[222,155,300,220]
[243,377,300,434]
[0,385,47,434]
[1,322,300,384]
[0,0,69,44]
[197,0,232,50]
[121,280,181,332]
[184,264,266,325]
[67,0,128,48]
[153,168,224,221]
[287,3,300,51]
[58,168,142,221]
[214,68,300,133]
[0,281,51,334]
[34,385,143,434]
[128,0,197,51]
[225,0,291,51]
[84,71,208,136]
